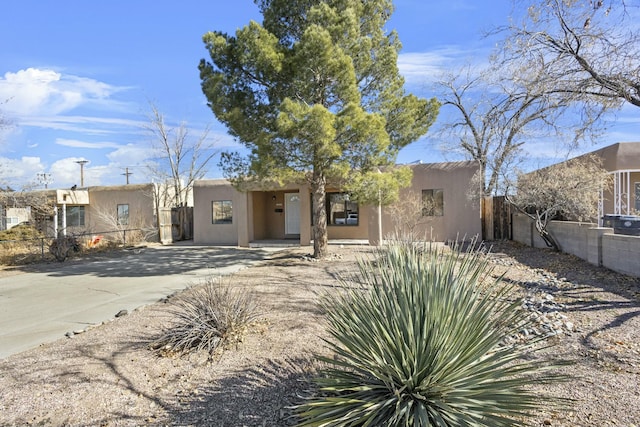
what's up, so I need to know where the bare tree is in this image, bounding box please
[91,202,157,246]
[435,64,598,197]
[146,103,218,240]
[506,154,611,251]
[385,190,433,242]
[503,0,640,112]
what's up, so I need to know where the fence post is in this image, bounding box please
[123,229,127,246]
[41,238,45,260]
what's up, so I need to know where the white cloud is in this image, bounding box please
[55,138,122,149]
[106,144,154,166]
[398,47,490,86]
[0,68,130,116]
[0,156,46,188]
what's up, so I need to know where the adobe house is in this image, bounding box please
[587,142,640,217]
[16,184,161,242]
[192,161,481,246]
[85,184,159,241]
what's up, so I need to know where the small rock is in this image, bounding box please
[73,329,84,335]
[115,309,128,318]
[65,332,74,338]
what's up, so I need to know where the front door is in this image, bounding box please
[285,193,301,235]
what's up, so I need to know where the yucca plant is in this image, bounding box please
[152,276,259,356]
[297,240,567,426]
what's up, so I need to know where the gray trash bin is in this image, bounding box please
[603,214,640,236]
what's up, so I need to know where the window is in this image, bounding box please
[327,193,359,225]
[6,217,19,225]
[212,200,233,224]
[65,206,85,227]
[422,189,444,216]
[117,204,129,226]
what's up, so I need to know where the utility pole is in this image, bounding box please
[37,172,53,189]
[122,167,133,184]
[75,160,89,188]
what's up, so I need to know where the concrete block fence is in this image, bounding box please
[511,213,640,278]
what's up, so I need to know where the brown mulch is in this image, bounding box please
[0,242,639,426]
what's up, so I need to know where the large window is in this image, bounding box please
[65,206,85,227]
[422,189,444,216]
[212,200,233,224]
[327,193,359,225]
[117,204,129,226]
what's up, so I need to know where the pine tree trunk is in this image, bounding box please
[311,170,328,259]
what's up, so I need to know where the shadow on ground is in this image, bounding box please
[13,245,279,278]
[488,240,640,342]
[165,357,316,426]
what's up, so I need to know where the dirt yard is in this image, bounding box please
[0,241,639,426]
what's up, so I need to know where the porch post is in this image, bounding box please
[53,206,59,237]
[61,203,67,236]
[299,186,311,246]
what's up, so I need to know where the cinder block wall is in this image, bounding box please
[511,213,640,278]
[602,234,640,277]
[512,214,533,247]
[547,221,592,260]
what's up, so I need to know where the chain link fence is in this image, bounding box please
[0,227,157,265]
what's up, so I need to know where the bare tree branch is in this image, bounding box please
[145,103,218,240]
[503,0,640,109]
[505,154,611,250]
[434,62,596,197]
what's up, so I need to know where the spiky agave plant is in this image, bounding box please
[297,240,567,426]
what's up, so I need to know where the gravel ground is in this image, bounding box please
[0,241,639,426]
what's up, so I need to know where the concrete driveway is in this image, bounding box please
[0,244,283,359]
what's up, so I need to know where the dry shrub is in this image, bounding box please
[0,224,48,265]
[152,276,260,357]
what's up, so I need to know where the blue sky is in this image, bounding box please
[0,0,638,189]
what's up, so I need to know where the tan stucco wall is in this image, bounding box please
[192,161,481,246]
[380,162,481,242]
[86,184,157,239]
[193,180,248,245]
[591,142,640,171]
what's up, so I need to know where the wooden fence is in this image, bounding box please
[481,196,512,241]
[159,206,193,243]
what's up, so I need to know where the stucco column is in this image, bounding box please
[237,192,250,247]
[368,201,383,246]
[299,186,311,246]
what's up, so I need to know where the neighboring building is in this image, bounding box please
[193,161,481,246]
[20,184,161,243]
[1,207,31,230]
[85,184,158,240]
[587,142,640,217]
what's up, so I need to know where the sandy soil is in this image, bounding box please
[0,242,638,427]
